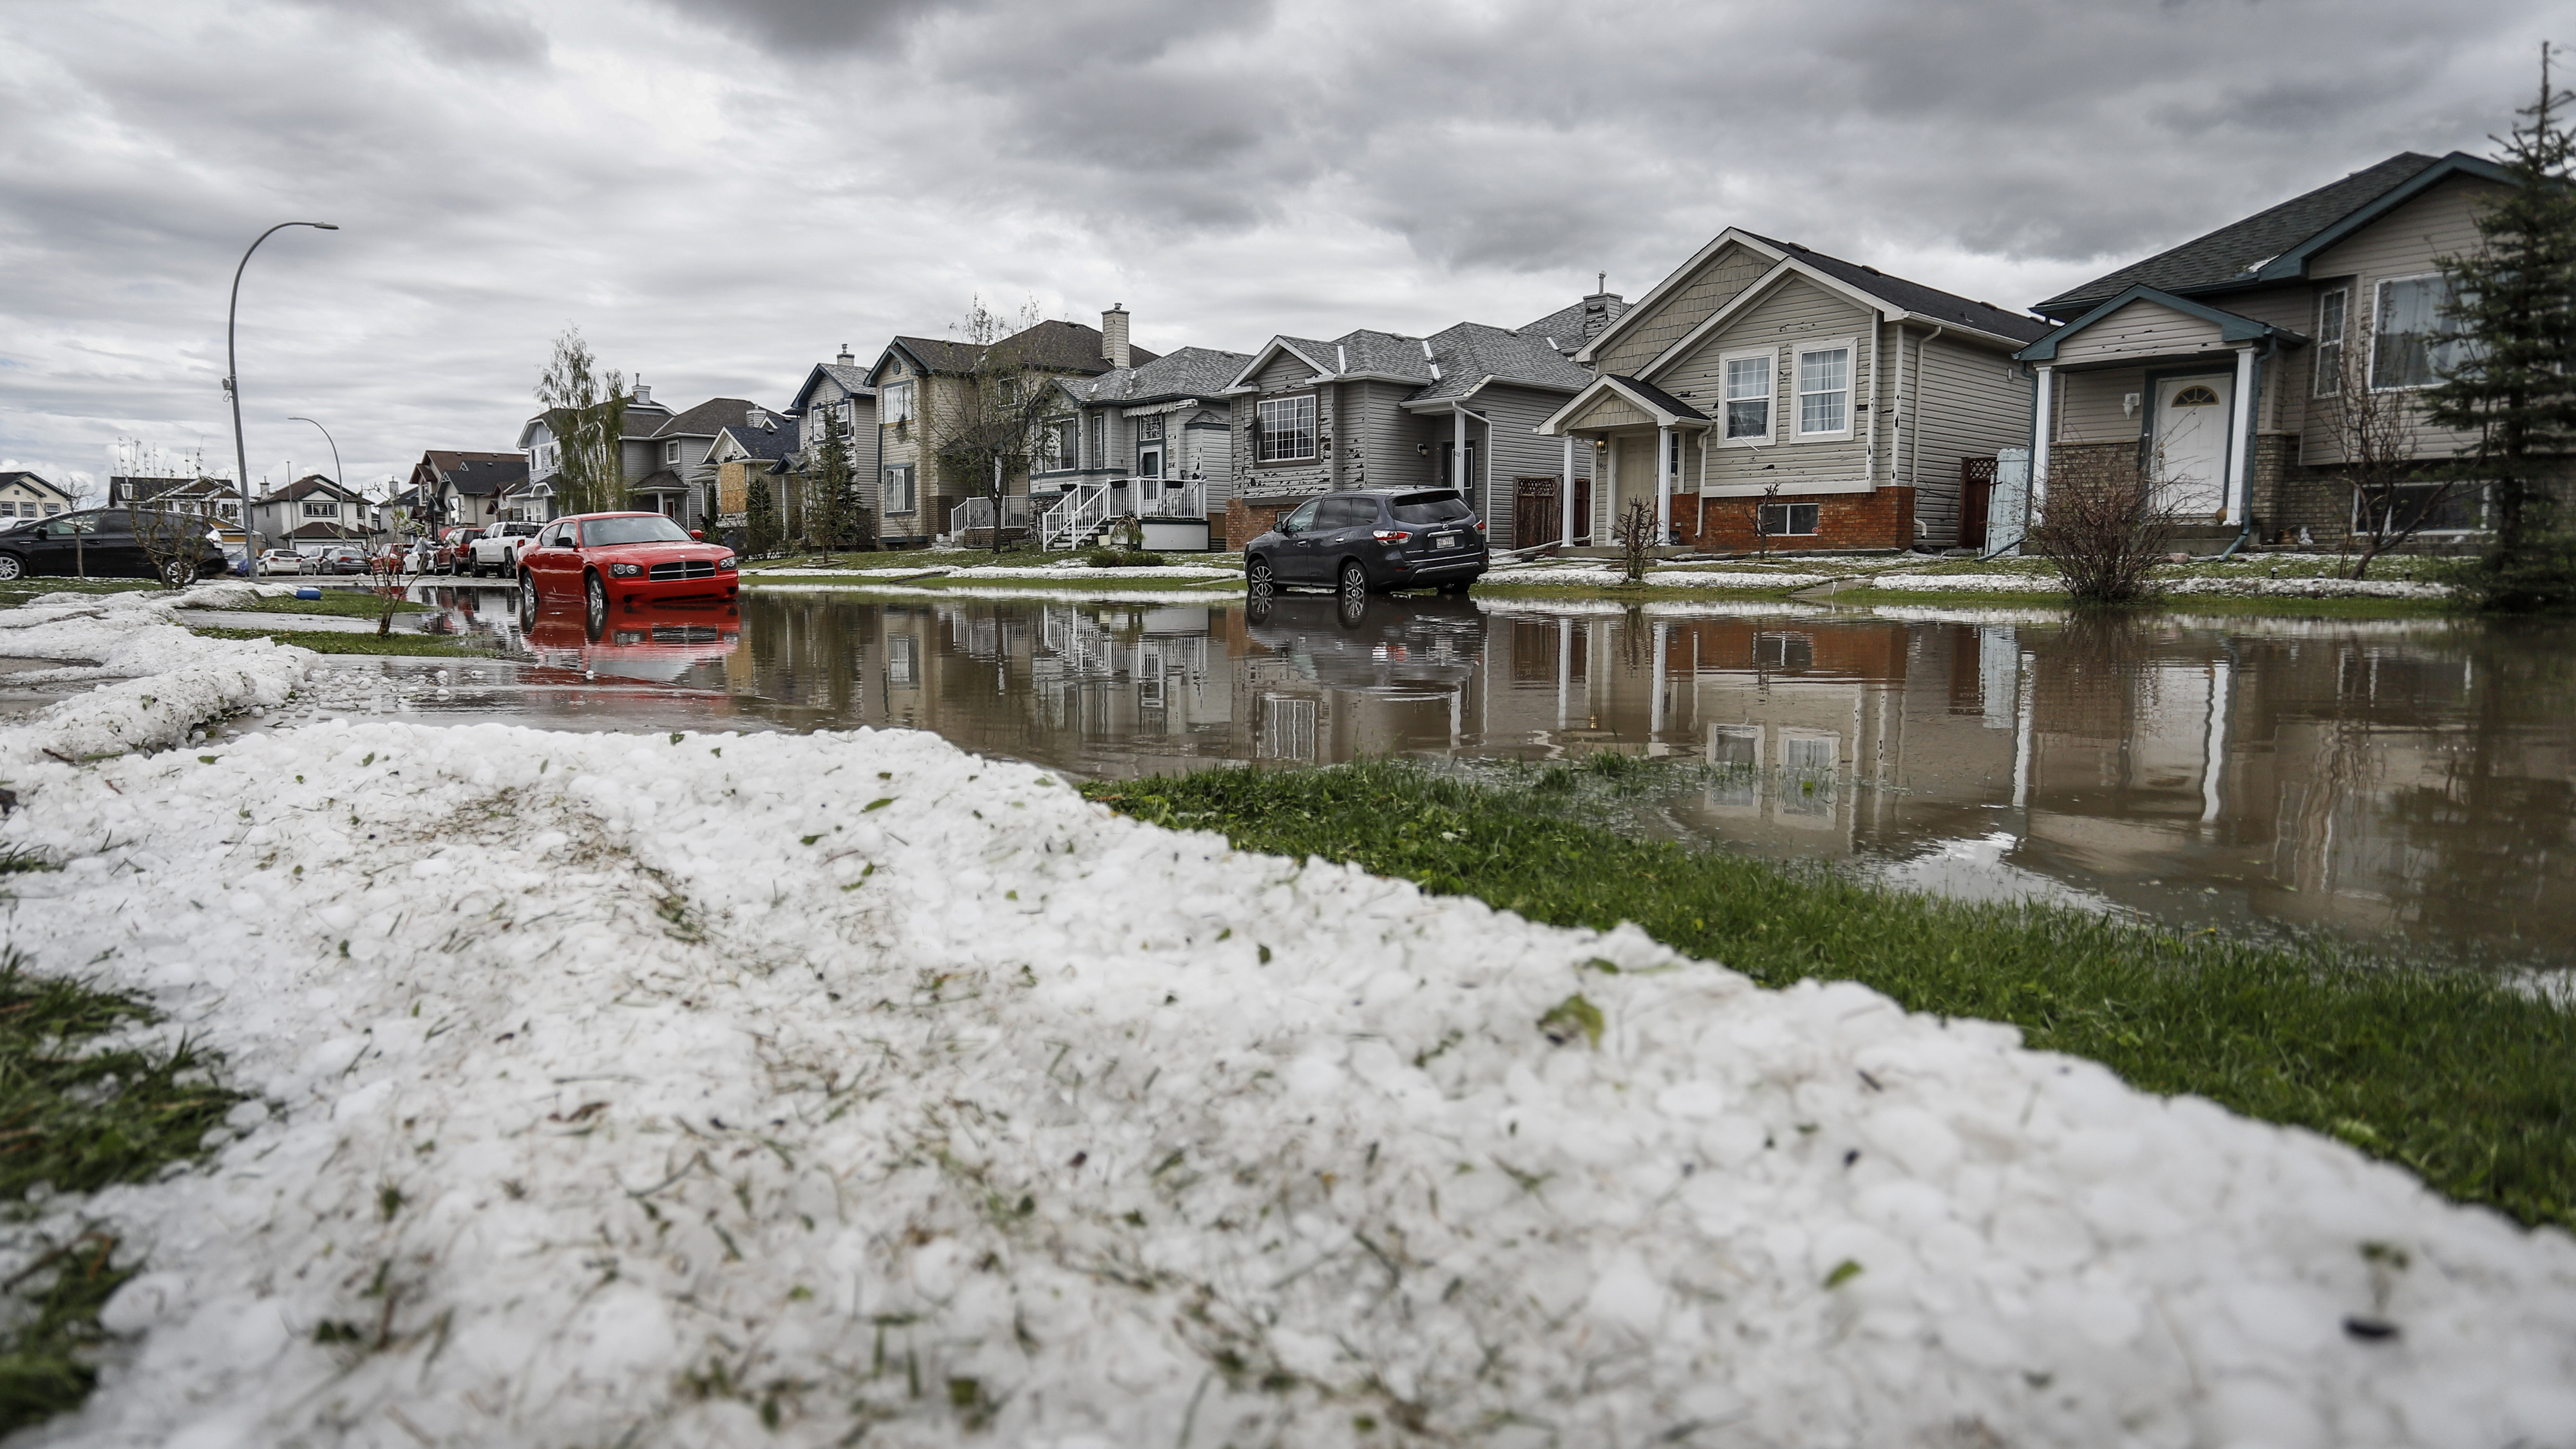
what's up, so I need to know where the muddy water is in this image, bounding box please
[281,582,2576,961]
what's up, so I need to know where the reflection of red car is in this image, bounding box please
[518,512,736,614]
[520,602,741,684]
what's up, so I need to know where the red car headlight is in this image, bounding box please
[609,562,642,578]
[715,556,736,571]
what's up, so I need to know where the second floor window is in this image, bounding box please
[1723,352,1774,442]
[1796,345,1852,437]
[2372,274,2470,390]
[1256,395,1317,462]
[664,440,681,464]
[303,500,339,518]
[2313,287,2349,397]
[882,383,916,427]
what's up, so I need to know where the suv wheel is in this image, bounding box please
[1245,556,1275,592]
[1338,560,1368,596]
[0,554,21,582]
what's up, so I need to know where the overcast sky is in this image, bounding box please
[0,0,2555,498]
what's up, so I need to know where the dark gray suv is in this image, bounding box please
[1245,488,1488,594]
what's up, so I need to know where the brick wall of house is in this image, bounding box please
[1674,487,1917,551]
[1225,498,1299,552]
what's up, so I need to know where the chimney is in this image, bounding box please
[835,344,854,366]
[1101,305,1130,368]
[632,382,652,405]
[747,406,768,429]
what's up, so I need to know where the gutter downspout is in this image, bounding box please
[2215,338,2275,560]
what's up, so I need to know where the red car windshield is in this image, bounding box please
[581,516,692,547]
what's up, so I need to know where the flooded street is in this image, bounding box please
[274,582,2576,961]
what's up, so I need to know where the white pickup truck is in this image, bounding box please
[466,521,542,578]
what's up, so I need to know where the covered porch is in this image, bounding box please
[1536,376,1711,547]
[2014,285,2305,548]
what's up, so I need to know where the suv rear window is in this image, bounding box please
[1391,491,1473,525]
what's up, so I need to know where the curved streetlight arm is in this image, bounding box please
[287,415,344,543]
[226,221,337,572]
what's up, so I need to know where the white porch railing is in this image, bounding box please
[947,495,1032,535]
[1037,478,1210,549]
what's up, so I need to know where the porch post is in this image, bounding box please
[2030,365,2054,524]
[1656,424,1673,543]
[2224,345,2257,527]
[1560,435,1576,547]
[1452,407,1466,497]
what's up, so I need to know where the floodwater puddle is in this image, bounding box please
[236,580,2576,961]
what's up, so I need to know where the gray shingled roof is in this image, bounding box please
[1073,346,1255,404]
[1742,233,2053,343]
[652,397,781,439]
[2032,153,2441,319]
[1414,322,1594,401]
[716,422,799,462]
[1604,375,1707,421]
[1517,294,1631,352]
[440,455,527,497]
[891,321,1162,379]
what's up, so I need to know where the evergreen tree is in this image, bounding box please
[810,408,859,560]
[2428,47,2576,611]
[745,471,782,558]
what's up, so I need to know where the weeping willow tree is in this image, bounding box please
[536,328,630,516]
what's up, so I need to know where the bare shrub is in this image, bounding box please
[2324,316,2455,580]
[1610,498,1656,583]
[2031,446,2177,605]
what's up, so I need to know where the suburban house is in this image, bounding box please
[516,385,677,528]
[1540,234,2048,551]
[1220,290,1626,551]
[1037,316,1251,549]
[708,413,806,540]
[251,475,381,552]
[786,346,880,486]
[864,316,1146,548]
[2014,150,2528,550]
[105,475,249,552]
[405,450,529,533]
[0,471,75,522]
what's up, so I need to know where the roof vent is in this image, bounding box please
[1860,264,1882,276]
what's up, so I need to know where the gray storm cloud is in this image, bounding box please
[0,0,2552,493]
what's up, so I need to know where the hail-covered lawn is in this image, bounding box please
[0,587,2567,1447]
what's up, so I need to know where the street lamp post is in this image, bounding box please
[287,415,343,550]
[225,221,338,575]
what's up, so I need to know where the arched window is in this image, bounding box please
[2171,384,2222,407]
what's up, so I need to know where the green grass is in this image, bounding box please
[1085,759,2576,1233]
[218,592,428,619]
[0,951,243,1430]
[188,627,499,657]
[1823,587,2455,619]
[0,580,159,611]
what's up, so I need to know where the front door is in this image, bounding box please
[2150,375,2232,520]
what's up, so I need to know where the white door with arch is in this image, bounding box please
[2150,375,2232,518]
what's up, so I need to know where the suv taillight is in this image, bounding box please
[1372,529,1412,543]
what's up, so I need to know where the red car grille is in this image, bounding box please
[648,560,719,581]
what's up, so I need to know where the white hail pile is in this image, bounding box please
[0,596,2570,1448]
[1484,567,1830,589]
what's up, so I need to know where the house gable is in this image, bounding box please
[1649,267,1886,382]
[1583,233,1785,374]
[2013,285,2300,365]
[1226,339,1331,393]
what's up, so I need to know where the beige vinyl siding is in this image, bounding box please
[2215,287,2314,434]
[2299,175,2504,464]
[1591,242,1774,375]
[1660,276,1877,494]
[1907,333,2034,545]
[2053,366,2152,444]
[1569,393,1650,430]
[1467,383,1586,538]
[2049,299,2228,368]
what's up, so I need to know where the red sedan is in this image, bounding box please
[518,511,737,614]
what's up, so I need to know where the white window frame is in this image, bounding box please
[1793,339,1857,440]
[1256,394,1318,463]
[2349,480,2490,537]
[1758,500,1821,536]
[1044,417,1079,473]
[882,381,917,426]
[2313,286,2349,398]
[2369,272,2456,393]
[1718,346,1777,446]
[663,440,681,464]
[302,500,340,519]
[882,464,916,515]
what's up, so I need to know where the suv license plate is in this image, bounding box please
[1434,533,1459,549]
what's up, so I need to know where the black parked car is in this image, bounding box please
[0,509,229,587]
[1244,488,1487,594]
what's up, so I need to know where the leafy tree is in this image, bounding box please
[931,297,1061,556]
[535,328,630,516]
[744,471,782,558]
[2428,47,2576,611]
